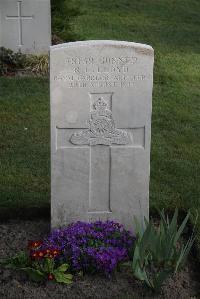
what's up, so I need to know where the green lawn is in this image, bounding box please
[0,0,200,254]
[0,78,50,217]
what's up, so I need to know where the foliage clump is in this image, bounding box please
[0,47,26,75]
[0,220,135,283]
[25,54,49,76]
[131,209,196,292]
[44,220,135,275]
[0,213,195,290]
[2,241,72,284]
[0,47,49,76]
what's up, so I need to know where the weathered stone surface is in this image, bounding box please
[50,40,154,231]
[0,0,51,54]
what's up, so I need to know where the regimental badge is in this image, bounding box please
[70,97,130,146]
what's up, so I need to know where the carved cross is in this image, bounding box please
[56,93,145,215]
[6,1,34,47]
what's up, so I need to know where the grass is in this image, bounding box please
[0,0,200,255]
[0,78,50,216]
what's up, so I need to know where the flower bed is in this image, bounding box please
[0,211,196,294]
[0,219,199,299]
[43,220,135,275]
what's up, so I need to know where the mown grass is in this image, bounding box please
[0,78,50,216]
[0,0,200,254]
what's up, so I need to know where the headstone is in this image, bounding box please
[0,0,51,54]
[50,40,154,231]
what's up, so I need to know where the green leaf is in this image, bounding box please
[21,267,45,282]
[131,209,195,293]
[175,212,190,244]
[3,251,29,269]
[132,245,140,269]
[56,263,69,272]
[0,258,12,266]
[133,216,146,239]
[121,261,132,268]
[153,270,172,292]
[132,261,152,288]
[169,208,178,233]
[44,258,54,273]
[175,234,195,272]
[54,271,73,284]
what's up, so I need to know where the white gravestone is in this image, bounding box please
[0,0,51,54]
[50,40,154,231]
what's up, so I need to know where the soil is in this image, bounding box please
[0,219,199,299]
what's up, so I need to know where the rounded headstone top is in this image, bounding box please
[51,40,154,55]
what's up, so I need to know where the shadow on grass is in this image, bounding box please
[0,205,50,222]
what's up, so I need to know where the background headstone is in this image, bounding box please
[50,40,154,231]
[0,0,51,54]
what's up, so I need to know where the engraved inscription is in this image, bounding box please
[70,97,130,146]
[53,55,152,88]
[66,56,137,65]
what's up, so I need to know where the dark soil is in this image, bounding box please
[0,220,199,299]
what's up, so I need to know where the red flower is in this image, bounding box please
[30,251,38,259]
[28,240,43,249]
[38,251,44,257]
[52,249,60,257]
[30,250,45,259]
[47,273,54,280]
[43,248,60,258]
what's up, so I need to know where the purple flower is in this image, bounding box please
[43,220,135,275]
